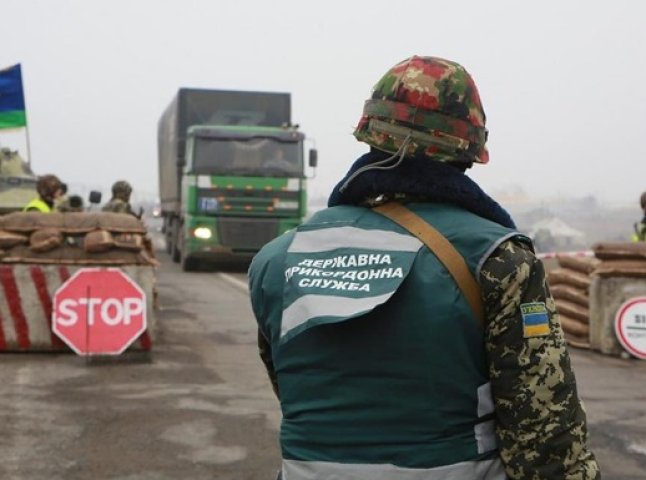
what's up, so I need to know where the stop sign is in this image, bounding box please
[52,268,147,355]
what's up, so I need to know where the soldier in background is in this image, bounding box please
[632,191,646,241]
[24,174,63,212]
[102,180,137,216]
[54,183,71,211]
[55,183,86,212]
[249,56,599,479]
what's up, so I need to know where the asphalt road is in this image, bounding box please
[0,253,281,480]
[1,245,645,479]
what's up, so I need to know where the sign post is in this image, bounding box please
[52,268,147,356]
[614,296,646,360]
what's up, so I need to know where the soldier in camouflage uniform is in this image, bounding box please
[102,180,137,216]
[249,56,599,479]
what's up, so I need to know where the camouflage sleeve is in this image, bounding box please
[480,239,600,480]
[258,329,280,399]
[115,202,133,215]
[102,199,136,215]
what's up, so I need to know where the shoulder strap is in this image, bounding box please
[372,202,484,325]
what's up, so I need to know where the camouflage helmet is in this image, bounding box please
[111,180,132,199]
[36,174,63,201]
[353,55,489,165]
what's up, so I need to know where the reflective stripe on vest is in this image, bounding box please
[288,225,422,252]
[23,198,51,212]
[282,456,507,480]
[282,225,422,343]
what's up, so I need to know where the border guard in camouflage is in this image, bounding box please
[102,180,136,216]
[248,55,600,480]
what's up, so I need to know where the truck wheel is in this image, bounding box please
[171,220,181,263]
[180,239,196,271]
[181,254,196,272]
[164,219,172,254]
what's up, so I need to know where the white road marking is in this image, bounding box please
[217,273,249,293]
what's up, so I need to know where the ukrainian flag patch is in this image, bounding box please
[521,302,550,338]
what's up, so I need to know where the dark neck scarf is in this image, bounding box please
[328,150,516,229]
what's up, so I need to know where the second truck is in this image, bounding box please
[158,88,316,270]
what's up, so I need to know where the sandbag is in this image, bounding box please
[0,229,28,248]
[1,244,150,265]
[29,228,63,253]
[564,333,590,349]
[559,314,589,337]
[555,299,589,323]
[0,212,63,232]
[84,230,115,253]
[113,233,144,251]
[64,212,147,234]
[550,284,589,307]
[556,255,600,274]
[0,211,156,266]
[594,260,646,278]
[548,268,591,290]
[0,211,147,234]
[593,242,646,261]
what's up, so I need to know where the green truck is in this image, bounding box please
[158,88,316,270]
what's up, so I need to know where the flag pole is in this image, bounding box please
[24,124,32,166]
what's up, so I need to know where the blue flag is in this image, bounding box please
[0,64,27,129]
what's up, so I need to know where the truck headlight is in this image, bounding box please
[193,227,212,239]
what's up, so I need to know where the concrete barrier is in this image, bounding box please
[589,276,646,356]
[0,264,155,352]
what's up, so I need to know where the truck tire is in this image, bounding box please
[181,252,196,272]
[178,228,195,271]
[171,219,181,263]
[164,218,172,254]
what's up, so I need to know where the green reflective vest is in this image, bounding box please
[23,198,52,213]
[633,220,646,242]
[249,202,526,479]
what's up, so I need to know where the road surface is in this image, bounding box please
[1,248,645,479]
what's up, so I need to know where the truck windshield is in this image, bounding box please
[192,137,303,177]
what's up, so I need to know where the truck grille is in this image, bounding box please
[217,217,279,250]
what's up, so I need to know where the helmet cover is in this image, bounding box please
[112,180,133,199]
[353,55,488,165]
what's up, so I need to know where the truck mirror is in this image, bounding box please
[308,149,318,168]
[88,190,102,205]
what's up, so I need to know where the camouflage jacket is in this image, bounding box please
[101,198,136,216]
[257,231,600,480]
[481,239,599,479]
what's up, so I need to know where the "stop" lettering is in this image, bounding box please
[56,298,144,327]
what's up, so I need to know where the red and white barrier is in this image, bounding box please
[0,265,154,352]
[537,250,594,260]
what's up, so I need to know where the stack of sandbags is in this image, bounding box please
[548,255,601,348]
[588,242,646,356]
[592,243,646,277]
[0,211,158,266]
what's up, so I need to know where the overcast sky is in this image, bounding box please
[2,0,644,208]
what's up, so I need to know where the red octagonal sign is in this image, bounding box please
[53,268,147,356]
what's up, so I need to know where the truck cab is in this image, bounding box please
[159,88,315,271]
